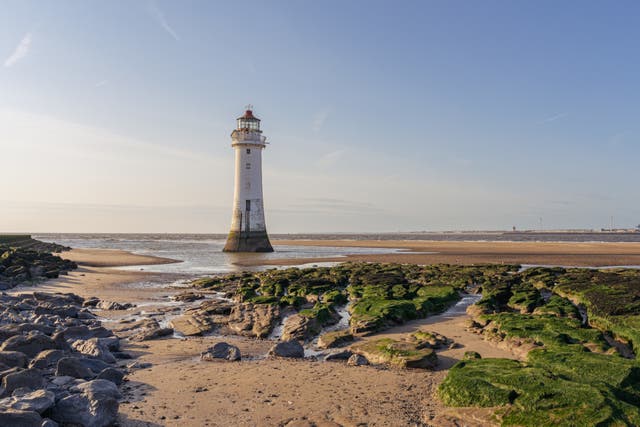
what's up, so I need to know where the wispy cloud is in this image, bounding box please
[3,33,32,68]
[95,80,109,87]
[539,112,568,124]
[316,149,346,167]
[147,0,179,41]
[312,110,330,132]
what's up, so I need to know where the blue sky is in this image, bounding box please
[1,1,639,232]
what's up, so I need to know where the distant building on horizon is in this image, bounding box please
[223,107,274,252]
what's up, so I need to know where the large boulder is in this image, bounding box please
[1,368,44,396]
[169,314,216,336]
[0,334,57,358]
[200,342,241,362]
[50,380,120,427]
[128,326,174,342]
[228,303,280,338]
[71,338,116,363]
[96,368,124,386]
[351,338,438,369]
[317,330,354,349]
[281,314,321,342]
[0,351,28,369]
[268,340,305,358]
[55,357,93,380]
[29,350,66,370]
[0,389,55,414]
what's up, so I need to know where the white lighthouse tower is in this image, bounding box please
[223,107,274,252]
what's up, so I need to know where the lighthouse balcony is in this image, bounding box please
[231,131,267,146]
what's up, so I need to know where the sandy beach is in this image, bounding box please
[250,239,640,268]
[19,246,523,426]
[22,241,639,426]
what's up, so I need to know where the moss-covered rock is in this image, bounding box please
[352,338,438,369]
[317,330,354,349]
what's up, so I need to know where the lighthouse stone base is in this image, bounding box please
[223,230,274,252]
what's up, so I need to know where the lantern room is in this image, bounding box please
[237,108,261,132]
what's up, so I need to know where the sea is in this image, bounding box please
[34,232,640,278]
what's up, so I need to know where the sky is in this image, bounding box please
[1,0,639,233]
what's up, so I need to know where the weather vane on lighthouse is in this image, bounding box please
[223,106,274,252]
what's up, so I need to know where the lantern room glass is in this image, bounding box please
[237,118,260,131]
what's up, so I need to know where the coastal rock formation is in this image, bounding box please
[317,330,354,349]
[0,292,125,426]
[200,342,241,362]
[0,238,76,290]
[351,337,439,369]
[268,340,305,358]
[228,303,280,338]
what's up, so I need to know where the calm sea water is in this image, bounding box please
[34,233,403,275]
[34,232,640,277]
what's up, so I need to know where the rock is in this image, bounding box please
[50,376,74,387]
[82,297,100,308]
[228,303,280,338]
[0,351,29,369]
[347,354,369,366]
[268,340,304,358]
[169,315,216,336]
[0,409,42,427]
[41,419,59,427]
[50,380,120,427]
[0,389,55,414]
[200,342,241,362]
[55,358,93,380]
[127,361,152,370]
[281,314,321,342]
[1,369,44,396]
[78,358,111,374]
[0,334,57,358]
[192,299,234,315]
[96,368,124,386]
[408,330,452,349]
[74,379,122,400]
[71,338,116,363]
[128,326,173,342]
[351,338,438,369]
[29,350,66,370]
[317,330,354,349]
[324,350,353,361]
[96,301,134,311]
[53,325,113,343]
[172,292,205,302]
[463,351,482,360]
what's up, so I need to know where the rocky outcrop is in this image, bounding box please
[200,342,241,362]
[0,241,76,289]
[50,379,121,427]
[268,340,305,358]
[351,337,439,369]
[228,303,280,338]
[0,292,125,426]
[317,330,354,349]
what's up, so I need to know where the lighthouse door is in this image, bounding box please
[245,200,251,232]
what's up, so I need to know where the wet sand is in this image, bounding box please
[254,239,640,267]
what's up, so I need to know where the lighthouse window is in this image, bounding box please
[245,163,251,169]
[246,149,251,154]
[246,200,251,211]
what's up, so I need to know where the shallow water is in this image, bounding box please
[35,233,403,275]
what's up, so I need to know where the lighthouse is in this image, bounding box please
[223,107,274,252]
